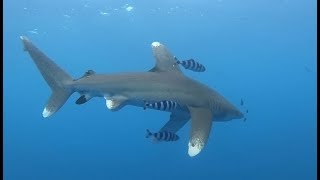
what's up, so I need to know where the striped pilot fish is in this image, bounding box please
[143,100,179,112]
[146,129,180,142]
[176,59,206,72]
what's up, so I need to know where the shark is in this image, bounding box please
[20,36,244,157]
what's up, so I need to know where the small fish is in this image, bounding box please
[144,100,179,112]
[84,69,95,76]
[176,59,206,72]
[146,129,179,142]
[243,109,248,121]
[240,98,248,121]
[73,69,95,81]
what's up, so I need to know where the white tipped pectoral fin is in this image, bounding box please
[187,107,213,157]
[105,95,128,111]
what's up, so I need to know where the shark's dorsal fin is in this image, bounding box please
[188,107,213,157]
[149,42,182,74]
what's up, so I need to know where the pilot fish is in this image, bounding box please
[143,100,179,112]
[176,59,206,72]
[146,129,180,142]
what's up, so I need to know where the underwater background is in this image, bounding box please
[3,0,317,179]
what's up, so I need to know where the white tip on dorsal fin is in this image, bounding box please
[149,42,182,74]
[151,42,161,47]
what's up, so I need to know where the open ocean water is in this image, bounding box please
[3,0,317,179]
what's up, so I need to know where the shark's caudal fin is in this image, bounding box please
[20,36,74,118]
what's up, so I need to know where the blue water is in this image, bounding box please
[4,0,317,179]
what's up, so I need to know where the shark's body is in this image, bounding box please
[73,72,241,120]
[20,37,244,157]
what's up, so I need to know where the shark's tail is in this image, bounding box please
[20,36,74,118]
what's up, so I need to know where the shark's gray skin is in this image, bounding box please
[20,36,244,157]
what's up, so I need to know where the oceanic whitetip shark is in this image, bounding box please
[20,36,244,157]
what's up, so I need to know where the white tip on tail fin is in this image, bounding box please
[42,90,73,118]
[21,36,74,118]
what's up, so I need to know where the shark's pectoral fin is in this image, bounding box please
[149,42,182,74]
[105,95,128,111]
[188,107,213,157]
[159,110,190,133]
[75,94,93,105]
